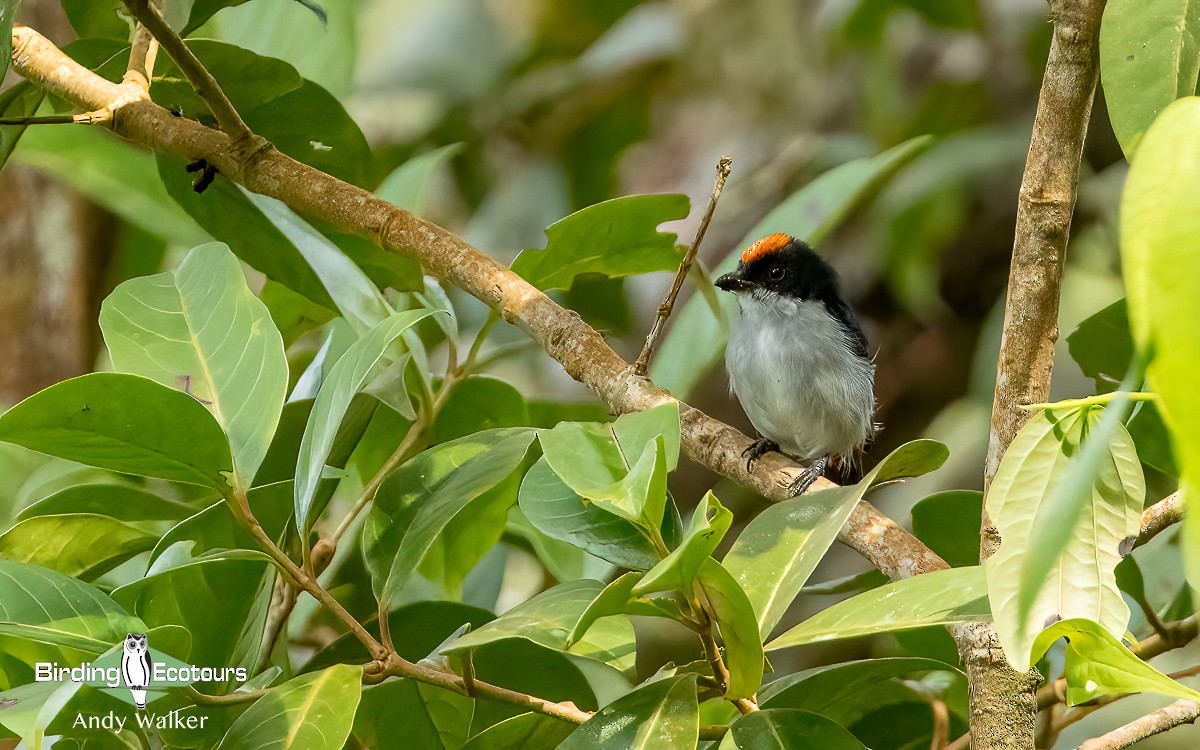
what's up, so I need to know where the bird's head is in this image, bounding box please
[714,233,840,302]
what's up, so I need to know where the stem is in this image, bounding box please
[123,0,160,92]
[1019,391,1158,411]
[0,111,112,125]
[632,156,731,376]
[1078,699,1200,750]
[461,312,499,375]
[122,0,255,142]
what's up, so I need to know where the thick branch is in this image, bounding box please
[1136,491,1184,548]
[8,24,949,586]
[969,0,1106,748]
[123,0,160,92]
[1078,699,1200,750]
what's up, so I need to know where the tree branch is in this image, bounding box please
[7,23,949,587]
[967,0,1107,746]
[1136,491,1184,548]
[122,0,160,92]
[121,0,253,141]
[1078,699,1200,750]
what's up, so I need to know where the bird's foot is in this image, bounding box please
[787,455,829,497]
[742,438,780,472]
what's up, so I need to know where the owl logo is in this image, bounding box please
[120,633,151,710]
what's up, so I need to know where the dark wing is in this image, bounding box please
[824,297,870,360]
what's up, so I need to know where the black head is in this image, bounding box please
[715,233,869,357]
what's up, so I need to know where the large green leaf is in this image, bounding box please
[362,428,537,603]
[14,125,210,245]
[295,309,442,532]
[558,675,698,750]
[569,572,688,646]
[215,664,362,750]
[113,553,272,671]
[910,490,983,568]
[0,561,144,654]
[635,492,732,594]
[459,712,574,750]
[353,678,472,750]
[1100,0,1200,158]
[767,567,989,650]
[987,407,1143,673]
[18,483,197,522]
[538,401,680,534]
[1120,96,1200,591]
[443,579,604,655]
[0,83,45,172]
[718,709,868,750]
[518,456,666,570]
[0,514,156,581]
[723,439,950,638]
[697,558,764,700]
[0,680,83,749]
[101,242,288,491]
[0,373,233,491]
[507,507,616,584]
[1031,619,1200,704]
[759,657,958,722]
[651,136,932,398]
[211,0,350,94]
[511,194,690,291]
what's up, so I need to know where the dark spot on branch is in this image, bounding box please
[1118,535,1137,557]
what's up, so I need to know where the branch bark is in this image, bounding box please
[8,23,949,586]
[970,0,1107,747]
[1077,699,1200,750]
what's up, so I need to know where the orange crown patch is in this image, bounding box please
[740,233,793,264]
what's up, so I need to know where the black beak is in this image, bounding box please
[715,272,751,292]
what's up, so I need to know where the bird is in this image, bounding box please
[120,632,151,711]
[715,233,877,496]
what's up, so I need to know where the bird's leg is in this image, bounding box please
[787,455,829,497]
[741,437,780,472]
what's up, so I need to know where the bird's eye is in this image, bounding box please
[768,266,785,281]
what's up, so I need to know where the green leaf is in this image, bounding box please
[507,507,616,584]
[460,712,574,750]
[636,492,732,594]
[101,242,288,490]
[353,678,472,750]
[210,0,348,95]
[377,144,463,214]
[0,680,83,748]
[215,664,362,750]
[518,456,666,570]
[723,439,950,638]
[444,579,604,654]
[180,0,329,36]
[148,482,293,567]
[0,561,144,654]
[558,675,698,750]
[18,483,196,522]
[296,309,442,532]
[985,408,1144,672]
[113,553,272,671]
[511,194,690,291]
[0,83,45,172]
[569,572,688,646]
[431,376,531,444]
[538,401,680,533]
[767,567,989,650]
[718,709,868,750]
[760,657,958,721]
[651,136,932,398]
[0,514,156,580]
[1100,0,1200,158]
[362,428,537,603]
[697,558,764,700]
[14,125,210,245]
[60,0,130,39]
[0,373,233,490]
[910,490,983,568]
[1030,618,1200,704]
[1120,96,1200,591]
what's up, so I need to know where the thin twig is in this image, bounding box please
[123,0,160,92]
[632,155,732,376]
[121,0,254,141]
[930,697,950,750]
[1078,699,1200,750]
[0,110,112,125]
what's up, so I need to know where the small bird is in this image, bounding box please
[715,233,876,496]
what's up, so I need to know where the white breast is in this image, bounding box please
[725,292,875,462]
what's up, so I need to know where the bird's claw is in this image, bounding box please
[742,438,780,472]
[786,456,829,497]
